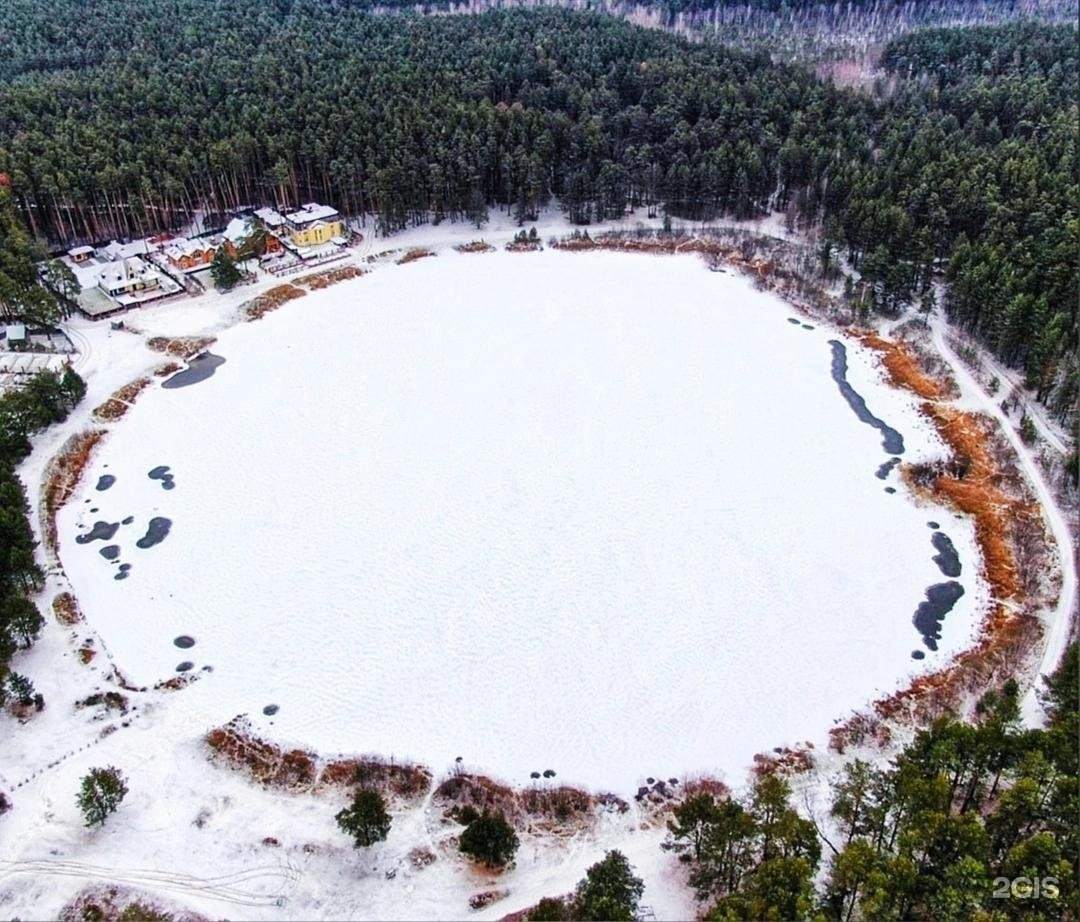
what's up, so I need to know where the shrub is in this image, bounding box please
[77,766,128,827]
[458,810,519,868]
[335,788,391,848]
[528,897,570,920]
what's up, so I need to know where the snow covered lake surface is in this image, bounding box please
[59,250,983,792]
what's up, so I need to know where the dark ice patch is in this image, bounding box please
[77,521,120,544]
[95,475,116,491]
[174,635,195,649]
[162,352,226,390]
[931,531,962,577]
[99,545,120,560]
[135,517,172,549]
[913,581,965,651]
[148,466,175,490]
[827,340,905,455]
[876,457,902,479]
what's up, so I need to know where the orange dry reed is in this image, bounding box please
[855,332,946,400]
[829,337,1049,752]
[43,429,106,554]
[245,284,306,321]
[52,592,83,625]
[146,335,215,358]
[92,377,152,421]
[396,248,435,265]
[295,265,365,289]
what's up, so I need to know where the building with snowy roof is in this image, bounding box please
[284,203,344,247]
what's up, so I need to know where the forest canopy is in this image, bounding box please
[0,5,1074,417]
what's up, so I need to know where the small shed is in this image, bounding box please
[69,245,95,264]
[5,323,27,347]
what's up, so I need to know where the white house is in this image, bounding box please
[98,257,162,298]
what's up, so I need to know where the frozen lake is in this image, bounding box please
[60,250,982,791]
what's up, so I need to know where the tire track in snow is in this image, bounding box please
[63,324,92,374]
[0,857,299,908]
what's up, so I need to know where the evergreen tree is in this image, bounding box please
[458,810,519,868]
[210,247,242,291]
[5,671,33,705]
[77,766,128,827]
[573,850,645,922]
[335,788,392,848]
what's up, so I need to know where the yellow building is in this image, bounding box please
[285,203,345,247]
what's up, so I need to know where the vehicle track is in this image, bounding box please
[0,856,299,908]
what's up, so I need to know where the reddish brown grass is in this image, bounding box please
[396,248,436,265]
[206,718,318,791]
[154,362,182,378]
[42,429,106,554]
[52,592,83,625]
[855,332,946,400]
[830,346,1051,751]
[93,377,152,421]
[206,717,431,801]
[318,757,431,800]
[295,265,366,289]
[244,285,306,321]
[60,884,207,922]
[146,336,215,358]
[455,240,495,254]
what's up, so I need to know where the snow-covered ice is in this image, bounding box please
[57,249,982,793]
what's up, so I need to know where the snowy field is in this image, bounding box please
[56,250,982,793]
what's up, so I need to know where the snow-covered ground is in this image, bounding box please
[55,250,980,792]
[5,227,1051,921]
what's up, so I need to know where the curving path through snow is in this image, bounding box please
[929,316,1077,721]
